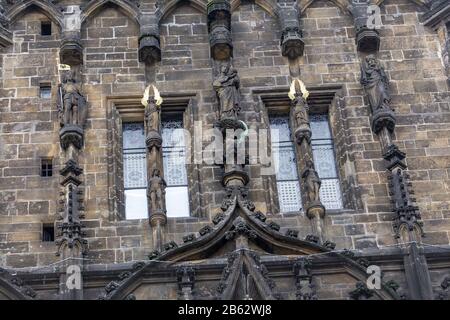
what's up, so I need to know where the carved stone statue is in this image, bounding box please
[148,168,166,214]
[302,160,321,203]
[57,71,87,128]
[289,79,311,144]
[360,55,391,113]
[360,54,396,133]
[142,84,163,149]
[213,64,241,120]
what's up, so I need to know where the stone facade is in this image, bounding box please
[0,0,449,300]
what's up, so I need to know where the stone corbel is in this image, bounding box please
[277,0,304,59]
[60,6,83,65]
[207,0,233,60]
[139,13,161,65]
[176,266,196,300]
[349,0,380,53]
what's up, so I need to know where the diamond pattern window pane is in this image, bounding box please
[270,115,302,212]
[312,145,338,179]
[273,144,299,181]
[163,148,187,186]
[269,116,291,142]
[162,118,188,187]
[123,153,147,188]
[310,114,343,210]
[310,114,331,140]
[277,181,302,212]
[320,179,343,210]
[123,123,146,150]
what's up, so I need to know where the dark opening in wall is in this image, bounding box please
[41,21,52,36]
[42,224,55,242]
[41,158,53,177]
[40,83,51,99]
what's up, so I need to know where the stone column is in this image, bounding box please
[56,69,88,299]
[360,55,433,300]
[289,79,326,243]
[142,85,166,251]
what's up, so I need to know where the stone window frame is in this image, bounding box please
[106,93,204,221]
[253,85,362,215]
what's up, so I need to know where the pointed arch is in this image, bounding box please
[374,0,428,8]
[81,0,140,25]
[298,0,352,15]
[156,0,206,22]
[6,0,64,29]
[230,0,278,17]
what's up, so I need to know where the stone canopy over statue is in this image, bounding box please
[57,71,88,150]
[360,54,396,133]
[213,64,241,122]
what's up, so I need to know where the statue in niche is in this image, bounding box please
[213,64,241,120]
[148,168,166,213]
[360,54,392,113]
[302,160,321,203]
[57,71,87,128]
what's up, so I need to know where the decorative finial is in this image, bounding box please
[142,84,163,107]
[288,78,309,101]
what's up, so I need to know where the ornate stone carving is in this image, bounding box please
[435,277,450,300]
[349,0,380,52]
[148,249,160,260]
[277,1,304,58]
[285,229,298,238]
[148,168,167,215]
[293,258,317,300]
[163,241,178,252]
[57,71,88,150]
[360,55,396,134]
[349,281,374,300]
[207,0,232,60]
[252,211,267,223]
[199,225,213,237]
[225,217,257,240]
[56,159,87,257]
[323,240,336,250]
[267,221,280,232]
[183,233,196,243]
[176,266,196,300]
[305,234,319,244]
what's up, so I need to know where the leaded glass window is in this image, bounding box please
[310,114,343,210]
[123,122,148,219]
[270,115,303,212]
[162,114,190,217]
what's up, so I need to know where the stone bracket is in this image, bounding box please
[277,2,304,58]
